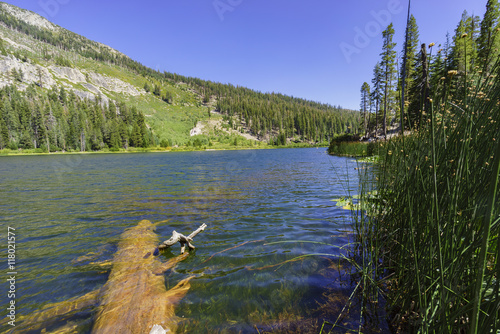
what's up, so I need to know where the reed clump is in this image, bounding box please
[354,56,500,332]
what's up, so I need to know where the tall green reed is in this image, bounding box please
[353,39,500,333]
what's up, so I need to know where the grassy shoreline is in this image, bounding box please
[0,143,328,156]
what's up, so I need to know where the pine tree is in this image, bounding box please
[371,63,383,136]
[32,103,46,149]
[109,125,121,149]
[380,24,397,139]
[130,122,143,148]
[399,15,420,130]
[19,130,32,149]
[451,11,481,74]
[429,44,446,93]
[0,100,8,149]
[3,99,17,140]
[153,84,161,97]
[119,122,129,149]
[478,0,500,72]
[360,82,370,136]
[59,86,67,104]
[163,91,173,104]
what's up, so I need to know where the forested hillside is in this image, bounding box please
[0,2,358,152]
[0,85,151,151]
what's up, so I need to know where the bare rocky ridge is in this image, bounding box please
[0,3,141,103]
[1,2,58,31]
[1,36,34,53]
[0,53,143,101]
[0,54,56,88]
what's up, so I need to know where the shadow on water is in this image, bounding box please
[0,149,387,333]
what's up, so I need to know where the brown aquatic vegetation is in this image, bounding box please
[11,220,196,333]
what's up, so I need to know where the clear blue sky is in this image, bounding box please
[4,0,488,110]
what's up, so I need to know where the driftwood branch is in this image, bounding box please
[158,223,207,254]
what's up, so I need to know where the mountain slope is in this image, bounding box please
[0,2,359,152]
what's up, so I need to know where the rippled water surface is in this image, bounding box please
[0,148,363,333]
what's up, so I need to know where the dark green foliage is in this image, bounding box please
[327,134,375,156]
[211,86,358,142]
[0,85,151,151]
[162,90,173,104]
[328,134,365,156]
[19,130,33,149]
[327,142,374,157]
[0,108,8,149]
[478,0,500,71]
[400,15,420,89]
[55,56,73,68]
[274,132,287,146]
[370,62,383,135]
[11,68,23,82]
[407,43,430,130]
[160,139,170,148]
[129,123,143,148]
[380,24,397,139]
[0,37,7,56]
[451,11,481,74]
[329,133,361,144]
[360,82,370,136]
[193,138,203,148]
[400,15,420,130]
[153,84,161,97]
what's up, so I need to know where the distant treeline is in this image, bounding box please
[0,7,359,144]
[203,80,357,143]
[168,75,359,143]
[0,85,153,151]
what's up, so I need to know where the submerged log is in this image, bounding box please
[8,220,204,334]
[92,220,193,334]
[158,223,207,254]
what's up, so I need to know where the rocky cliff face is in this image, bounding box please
[0,48,143,104]
[0,2,143,103]
[1,2,58,31]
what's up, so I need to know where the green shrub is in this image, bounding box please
[160,139,170,148]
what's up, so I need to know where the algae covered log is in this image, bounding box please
[8,220,204,334]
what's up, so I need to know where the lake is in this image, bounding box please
[0,148,367,333]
